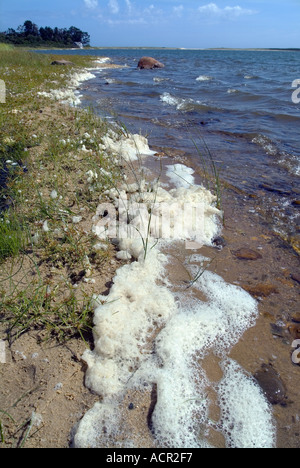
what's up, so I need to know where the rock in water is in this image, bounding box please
[137,57,165,70]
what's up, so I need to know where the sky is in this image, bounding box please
[0,0,300,49]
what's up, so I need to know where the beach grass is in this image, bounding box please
[0,47,121,343]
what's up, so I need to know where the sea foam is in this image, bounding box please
[37,71,96,106]
[74,154,275,448]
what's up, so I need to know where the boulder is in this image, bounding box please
[137,57,164,70]
[51,60,74,66]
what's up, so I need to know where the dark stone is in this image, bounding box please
[291,312,300,323]
[51,60,74,66]
[128,403,134,410]
[291,273,300,284]
[137,57,164,70]
[270,323,287,338]
[212,236,227,248]
[254,364,287,405]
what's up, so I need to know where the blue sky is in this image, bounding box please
[0,0,299,48]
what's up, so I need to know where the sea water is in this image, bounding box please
[38,48,300,249]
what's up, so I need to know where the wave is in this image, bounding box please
[153,77,170,83]
[159,92,219,113]
[251,134,279,156]
[95,57,111,64]
[196,75,213,82]
[251,133,300,176]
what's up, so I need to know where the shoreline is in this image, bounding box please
[0,51,299,448]
[31,46,300,52]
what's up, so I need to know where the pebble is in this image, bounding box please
[232,248,262,260]
[291,273,300,284]
[291,312,300,323]
[243,283,278,298]
[254,364,287,405]
[72,216,82,224]
[288,323,300,340]
[212,236,227,248]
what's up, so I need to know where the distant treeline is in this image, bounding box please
[0,20,90,48]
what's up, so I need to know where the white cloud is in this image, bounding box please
[173,5,184,17]
[108,0,120,14]
[83,0,98,9]
[125,0,132,13]
[198,3,257,19]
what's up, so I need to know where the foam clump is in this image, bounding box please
[75,140,276,449]
[75,262,275,449]
[82,248,177,396]
[38,71,96,106]
[99,180,222,258]
[166,163,195,188]
[74,402,121,449]
[101,132,156,162]
[218,359,276,448]
[148,270,260,448]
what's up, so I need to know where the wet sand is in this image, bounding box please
[115,149,300,448]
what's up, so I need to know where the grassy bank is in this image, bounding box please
[0,46,121,343]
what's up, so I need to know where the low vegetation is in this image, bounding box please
[0,46,121,343]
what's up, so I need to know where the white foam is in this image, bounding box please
[218,359,276,448]
[196,75,213,81]
[74,128,276,449]
[252,134,278,156]
[153,77,170,83]
[160,92,181,107]
[82,249,176,397]
[96,182,221,255]
[166,163,195,188]
[159,92,204,112]
[75,259,276,448]
[37,71,96,106]
[160,92,194,111]
[96,57,111,64]
[101,132,156,162]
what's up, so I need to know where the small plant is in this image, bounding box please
[0,211,28,262]
[191,135,223,212]
[0,409,15,444]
